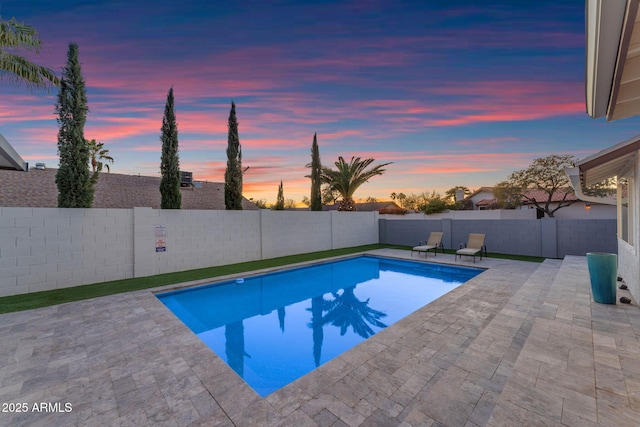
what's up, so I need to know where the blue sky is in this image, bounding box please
[1,0,639,203]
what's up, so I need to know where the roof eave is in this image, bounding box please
[566,167,618,205]
[0,133,28,171]
[585,0,630,119]
[567,133,640,191]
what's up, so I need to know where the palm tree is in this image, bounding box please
[0,17,59,88]
[320,156,391,211]
[87,139,114,172]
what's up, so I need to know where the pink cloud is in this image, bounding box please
[405,166,498,175]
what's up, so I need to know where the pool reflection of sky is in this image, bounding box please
[158,256,481,396]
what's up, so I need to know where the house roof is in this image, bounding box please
[522,188,579,204]
[466,187,578,206]
[0,168,259,210]
[586,0,640,121]
[475,198,496,206]
[471,188,584,207]
[466,187,495,199]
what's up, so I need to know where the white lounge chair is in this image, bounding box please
[412,232,444,257]
[456,233,487,263]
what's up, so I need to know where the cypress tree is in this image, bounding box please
[309,133,323,211]
[159,87,181,209]
[274,181,285,210]
[55,43,94,208]
[225,101,243,210]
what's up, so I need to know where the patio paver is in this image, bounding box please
[0,250,639,426]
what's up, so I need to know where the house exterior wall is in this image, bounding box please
[618,240,638,302]
[0,207,378,297]
[616,157,640,303]
[469,191,494,210]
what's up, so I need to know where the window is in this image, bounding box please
[619,176,634,245]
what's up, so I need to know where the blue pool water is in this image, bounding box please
[157,256,482,396]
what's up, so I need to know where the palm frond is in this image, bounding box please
[0,51,59,88]
[320,156,391,206]
[0,18,40,50]
[0,17,59,88]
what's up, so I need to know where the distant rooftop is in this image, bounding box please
[0,167,258,210]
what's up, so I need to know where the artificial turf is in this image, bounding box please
[0,244,543,314]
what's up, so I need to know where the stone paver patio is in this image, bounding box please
[1,249,639,426]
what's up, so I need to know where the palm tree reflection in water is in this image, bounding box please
[225,285,387,376]
[309,286,387,366]
[278,307,286,332]
[309,296,324,367]
[225,321,248,377]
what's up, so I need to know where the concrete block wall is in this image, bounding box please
[133,207,158,278]
[449,219,543,257]
[0,208,620,297]
[379,218,617,258]
[557,219,617,256]
[261,211,332,259]
[330,211,379,249]
[155,210,262,274]
[0,207,134,297]
[1,207,379,297]
[379,219,443,247]
[540,220,558,258]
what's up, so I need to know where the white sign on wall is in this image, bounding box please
[155,225,166,252]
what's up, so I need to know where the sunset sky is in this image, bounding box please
[2,0,640,204]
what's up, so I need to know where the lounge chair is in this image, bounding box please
[412,232,444,257]
[456,233,487,263]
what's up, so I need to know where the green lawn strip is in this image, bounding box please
[400,246,545,263]
[0,243,542,314]
[439,249,545,263]
[0,244,396,314]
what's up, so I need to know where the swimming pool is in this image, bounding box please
[157,255,482,397]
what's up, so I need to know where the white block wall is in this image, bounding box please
[154,209,262,274]
[0,207,379,297]
[0,207,134,297]
[331,211,379,249]
[261,211,332,259]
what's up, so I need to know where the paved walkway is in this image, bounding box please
[1,250,639,426]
